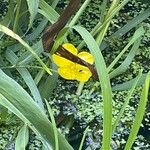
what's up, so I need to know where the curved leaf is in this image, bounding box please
[0,24,51,75]
[15,124,29,150]
[26,0,39,29]
[0,70,73,150]
[124,72,150,150]
[73,26,112,150]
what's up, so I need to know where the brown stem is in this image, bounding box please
[42,0,81,51]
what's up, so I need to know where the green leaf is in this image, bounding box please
[45,99,59,150]
[17,40,43,65]
[112,73,147,91]
[0,70,73,150]
[112,71,142,132]
[51,0,59,8]
[69,0,92,27]
[15,124,29,150]
[0,0,15,38]
[39,0,59,23]
[109,38,141,79]
[5,50,44,109]
[26,0,39,29]
[124,72,150,150]
[78,126,89,150]
[107,26,145,72]
[0,104,8,124]
[111,7,150,39]
[73,26,112,150]
[26,19,48,42]
[39,64,58,100]
[0,24,51,75]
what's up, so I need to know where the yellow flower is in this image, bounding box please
[52,43,94,82]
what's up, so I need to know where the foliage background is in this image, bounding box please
[0,0,150,149]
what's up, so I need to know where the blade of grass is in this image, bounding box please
[0,0,15,38]
[13,0,22,33]
[26,0,39,29]
[77,0,130,49]
[124,71,150,150]
[0,24,51,75]
[94,0,130,36]
[17,40,43,65]
[45,99,59,150]
[96,0,119,45]
[69,0,92,27]
[51,0,59,8]
[39,63,58,99]
[0,69,73,150]
[73,26,112,150]
[5,50,44,109]
[109,37,141,79]
[78,126,89,150]
[112,70,142,132]
[112,73,147,91]
[111,7,150,39]
[15,124,29,150]
[107,26,145,72]
[26,19,48,42]
[39,0,59,23]
[99,0,108,23]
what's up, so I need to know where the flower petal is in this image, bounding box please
[58,66,76,80]
[78,52,94,64]
[75,64,92,81]
[52,54,74,67]
[62,43,78,55]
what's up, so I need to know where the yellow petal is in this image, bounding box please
[52,54,74,67]
[62,43,78,55]
[58,66,76,80]
[75,64,92,82]
[78,52,94,64]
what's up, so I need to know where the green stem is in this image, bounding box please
[69,0,92,27]
[96,0,119,45]
[77,0,130,49]
[78,126,89,150]
[76,82,85,96]
[0,64,57,73]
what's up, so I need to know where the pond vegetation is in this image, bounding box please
[0,0,150,150]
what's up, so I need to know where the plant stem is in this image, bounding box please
[76,82,85,96]
[69,0,92,27]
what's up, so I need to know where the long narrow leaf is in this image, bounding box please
[26,0,39,29]
[69,0,92,27]
[73,26,112,150]
[5,50,44,109]
[109,38,141,79]
[45,99,59,150]
[111,7,150,39]
[112,73,147,91]
[0,70,73,150]
[15,124,29,150]
[107,26,145,72]
[112,71,142,132]
[0,24,51,75]
[17,40,43,65]
[39,0,59,23]
[78,126,89,150]
[124,72,150,150]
